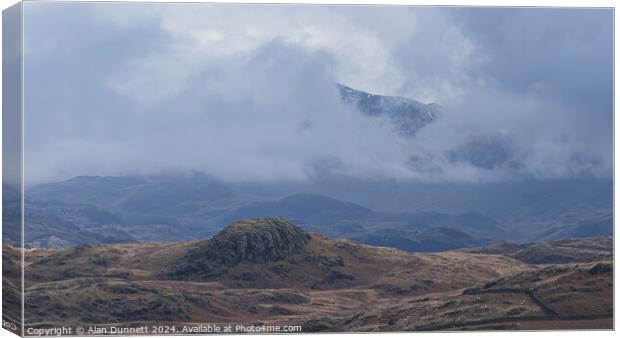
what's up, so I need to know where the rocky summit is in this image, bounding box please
[205,217,311,266]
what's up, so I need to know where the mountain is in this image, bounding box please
[204,193,507,251]
[28,175,149,207]
[338,84,440,136]
[19,187,502,251]
[339,84,509,171]
[24,200,134,248]
[27,175,503,250]
[338,85,604,175]
[28,172,233,213]
[9,218,612,332]
[282,176,613,242]
[28,172,234,224]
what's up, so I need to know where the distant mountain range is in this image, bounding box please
[13,169,612,251]
[21,175,496,250]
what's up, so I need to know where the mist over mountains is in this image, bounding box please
[25,44,611,185]
[25,82,613,185]
[11,85,612,250]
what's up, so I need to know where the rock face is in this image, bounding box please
[338,83,439,136]
[205,218,311,266]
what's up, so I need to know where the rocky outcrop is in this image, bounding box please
[205,218,311,266]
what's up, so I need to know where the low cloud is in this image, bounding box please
[22,3,612,184]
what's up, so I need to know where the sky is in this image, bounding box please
[22,3,613,184]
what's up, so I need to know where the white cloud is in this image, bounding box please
[101,4,419,105]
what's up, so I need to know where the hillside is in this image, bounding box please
[465,237,613,264]
[7,218,612,332]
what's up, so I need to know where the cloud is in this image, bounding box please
[101,4,414,105]
[390,7,613,181]
[24,29,417,183]
[22,3,612,184]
